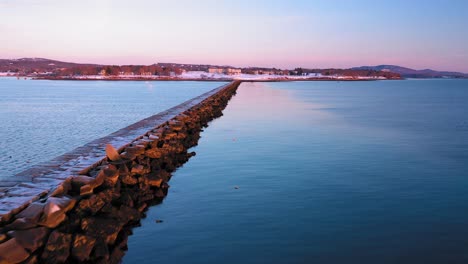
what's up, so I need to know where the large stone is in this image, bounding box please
[0,238,30,264]
[41,231,72,263]
[121,174,138,185]
[125,145,145,156]
[21,255,38,264]
[49,179,71,197]
[105,144,120,161]
[71,234,96,262]
[116,205,140,223]
[102,165,119,187]
[147,174,163,188]
[130,164,148,175]
[7,227,49,252]
[6,218,38,230]
[92,238,109,260]
[145,148,162,159]
[77,194,105,215]
[38,197,76,228]
[79,171,107,196]
[81,217,123,245]
[71,175,94,189]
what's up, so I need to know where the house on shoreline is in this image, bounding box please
[208,67,242,75]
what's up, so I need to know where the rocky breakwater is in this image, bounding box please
[0,81,240,263]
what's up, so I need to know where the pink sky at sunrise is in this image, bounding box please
[1,0,467,72]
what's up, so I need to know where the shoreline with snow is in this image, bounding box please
[2,71,400,81]
[31,72,393,81]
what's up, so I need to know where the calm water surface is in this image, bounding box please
[124,79,468,264]
[0,78,225,179]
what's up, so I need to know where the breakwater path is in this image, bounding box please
[0,81,240,263]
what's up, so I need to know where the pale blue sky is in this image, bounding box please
[1,0,467,71]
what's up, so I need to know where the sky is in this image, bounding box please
[1,0,467,72]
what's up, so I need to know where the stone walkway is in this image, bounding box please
[0,83,231,222]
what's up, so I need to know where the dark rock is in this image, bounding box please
[79,184,94,196]
[49,179,71,197]
[77,194,105,215]
[0,238,30,263]
[119,151,136,160]
[105,144,121,161]
[137,203,147,213]
[117,193,134,207]
[125,145,145,156]
[41,230,72,263]
[154,188,166,199]
[102,165,119,187]
[81,217,123,245]
[79,170,106,196]
[71,234,96,262]
[121,174,138,185]
[6,218,38,230]
[145,148,162,158]
[7,227,49,252]
[70,175,94,189]
[38,197,76,228]
[130,164,147,175]
[22,255,38,264]
[117,205,140,223]
[0,234,7,243]
[92,238,109,261]
[147,173,163,188]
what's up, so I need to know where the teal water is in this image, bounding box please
[0,78,225,179]
[124,80,468,264]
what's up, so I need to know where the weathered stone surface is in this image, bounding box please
[71,175,94,188]
[119,151,136,160]
[0,238,30,264]
[16,203,44,222]
[92,238,109,260]
[81,217,123,245]
[145,148,162,158]
[71,234,96,262]
[8,227,49,252]
[48,179,71,197]
[78,171,106,196]
[125,145,145,156]
[147,174,163,188]
[78,194,105,215]
[79,184,94,196]
[130,164,147,175]
[41,230,72,263]
[116,205,140,223]
[121,175,138,185]
[105,144,120,161]
[22,255,38,264]
[38,197,76,228]
[154,188,166,199]
[5,218,37,230]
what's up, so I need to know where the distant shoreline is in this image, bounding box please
[28,76,395,82]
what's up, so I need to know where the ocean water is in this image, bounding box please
[0,78,225,179]
[123,79,468,264]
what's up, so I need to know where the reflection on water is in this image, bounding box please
[124,79,468,264]
[0,79,225,179]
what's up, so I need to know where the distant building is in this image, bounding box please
[225,68,241,75]
[208,68,224,74]
[99,69,106,76]
[261,70,274,75]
